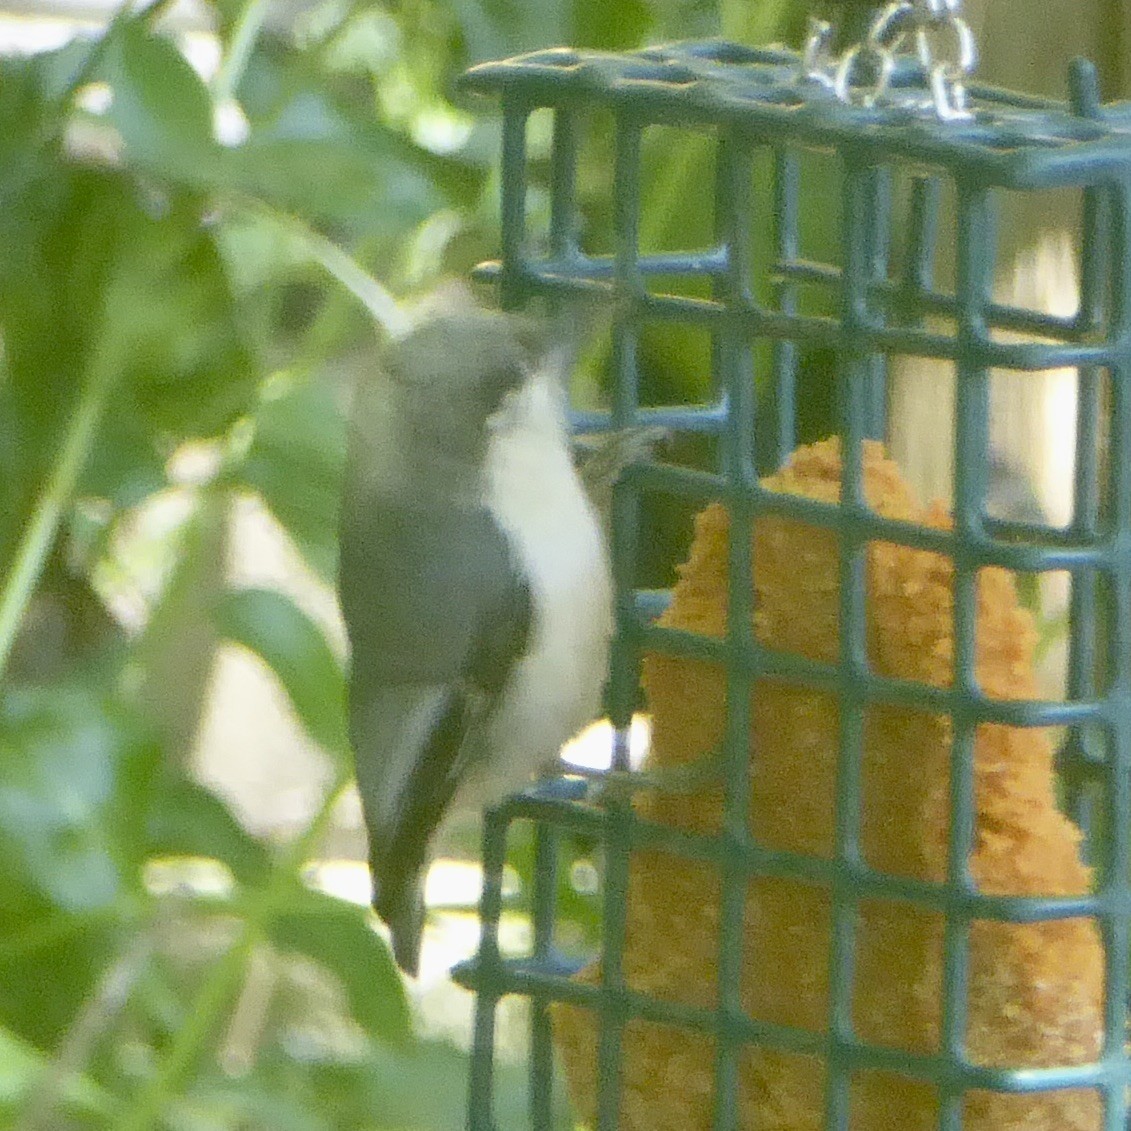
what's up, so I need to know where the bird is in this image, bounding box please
[338,301,614,975]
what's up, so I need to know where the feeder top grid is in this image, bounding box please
[462,41,1131,191]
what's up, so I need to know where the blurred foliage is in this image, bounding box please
[0,0,806,1127]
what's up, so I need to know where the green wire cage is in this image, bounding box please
[452,7,1131,1129]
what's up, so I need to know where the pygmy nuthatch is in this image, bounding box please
[338,304,613,974]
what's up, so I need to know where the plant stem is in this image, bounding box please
[248,200,409,337]
[213,0,272,105]
[113,770,353,1131]
[15,932,154,1131]
[0,355,119,682]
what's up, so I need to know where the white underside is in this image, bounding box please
[459,366,614,808]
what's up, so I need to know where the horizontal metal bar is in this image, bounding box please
[453,953,1122,1093]
[776,259,1088,343]
[480,251,729,280]
[485,785,1122,921]
[627,462,1116,570]
[476,267,1120,369]
[489,253,1095,345]
[461,42,1131,190]
[635,621,1109,726]
[571,404,728,434]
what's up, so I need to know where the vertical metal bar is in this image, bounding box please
[771,148,800,467]
[529,824,560,1131]
[862,165,893,440]
[901,175,941,318]
[499,96,529,311]
[1061,358,1103,836]
[499,100,563,1131]
[1096,174,1131,1130]
[716,132,758,495]
[713,129,758,1131]
[549,108,580,259]
[940,179,995,1131]
[839,160,881,493]
[595,113,644,1131]
[610,119,642,432]
[937,1090,965,1131]
[1058,348,1103,836]
[607,112,643,759]
[1069,59,1110,336]
[607,112,643,758]
[825,153,877,1131]
[1067,59,1109,867]
[1064,57,1109,845]
[468,806,511,1131]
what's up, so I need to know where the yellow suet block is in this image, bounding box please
[554,437,1103,1130]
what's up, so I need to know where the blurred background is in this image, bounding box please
[0,0,1122,1128]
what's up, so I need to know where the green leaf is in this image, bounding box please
[135,490,228,767]
[220,47,465,230]
[0,1023,116,1121]
[146,774,272,888]
[0,686,145,1049]
[240,372,347,581]
[0,686,148,911]
[214,588,349,760]
[100,213,259,440]
[0,896,118,1051]
[173,1079,331,1131]
[99,19,218,176]
[307,1037,573,1130]
[0,163,123,554]
[219,136,441,235]
[269,888,413,1050]
[0,161,258,566]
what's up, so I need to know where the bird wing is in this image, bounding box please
[339,497,531,973]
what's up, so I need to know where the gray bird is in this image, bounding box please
[338,304,614,975]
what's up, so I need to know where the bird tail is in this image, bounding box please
[372,863,426,976]
[351,684,472,976]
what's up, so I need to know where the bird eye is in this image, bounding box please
[506,314,551,365]
[478,358,528,410]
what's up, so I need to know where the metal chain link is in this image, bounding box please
[803,0,977,119]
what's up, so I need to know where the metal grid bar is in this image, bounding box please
[528,823,559,1130]
[899,175,942,323]
[475,282,1120,373]
[769,148,801,465]
[1070,59,1109,337]
[455,37,1131,1131]
[1096,172,1131,1129]
[455,785,1122,921]
[461,43,1131,190]
[498,95,529,312]
[464,958,1113,1088]
[549,109,580,258]
[590,114,646,1131]
[937,179,994,1130]
[474,257,1102,354]
[713,128,758,1131]
[1061,62,1114,844]
[633,622,1111,727]
[467,803,510,1130]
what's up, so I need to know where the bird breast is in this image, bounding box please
[465,371,615,807]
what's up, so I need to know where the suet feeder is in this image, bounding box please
[452,2,1131,1127]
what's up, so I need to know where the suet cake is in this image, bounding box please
[554,437,1102,1129]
